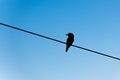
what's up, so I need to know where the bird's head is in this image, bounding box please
[66,33,74,38]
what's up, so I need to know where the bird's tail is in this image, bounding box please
[66,46,69,52]
[66,48,68,52]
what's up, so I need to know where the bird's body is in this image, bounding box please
[66,33,74,52]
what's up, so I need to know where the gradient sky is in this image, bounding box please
[0,0,120,80]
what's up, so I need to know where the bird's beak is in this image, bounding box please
[66,34,68,36]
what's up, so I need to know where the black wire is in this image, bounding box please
[0,22,120,61]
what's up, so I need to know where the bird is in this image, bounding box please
[66,33,74,52]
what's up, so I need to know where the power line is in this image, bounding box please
[0,22,120,61]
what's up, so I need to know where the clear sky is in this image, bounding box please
[0,0,120,80]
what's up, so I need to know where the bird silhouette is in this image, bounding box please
[66,33,74,52]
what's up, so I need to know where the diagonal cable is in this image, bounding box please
[0,22,120,61]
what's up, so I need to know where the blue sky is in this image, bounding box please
[0,0,120,80]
